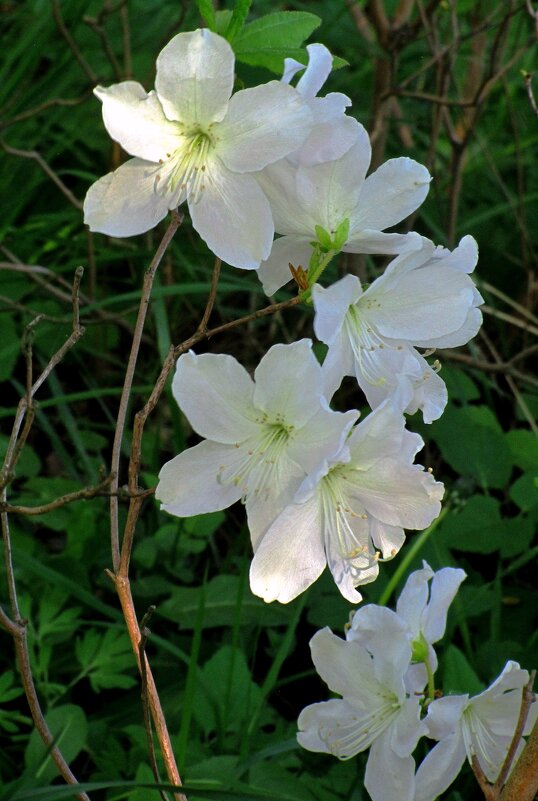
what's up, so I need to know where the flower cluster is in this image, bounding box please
[83,27,532,800]
[298,564,537,801]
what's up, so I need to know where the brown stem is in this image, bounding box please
[1,140,83,211]
[112,575,187,801]
[109,212,182,572]
[10,617,91,801]
[0,475,114,515]
[501,715,538,801]
[139,606,170,801]
[495,671,536,792]
[51,0,98,83]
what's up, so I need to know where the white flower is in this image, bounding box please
[256,133,430,295]
[298,615,427,801]
[249,402,443,604]
[83,29,313,269]
[156,339,358,545]
[414,661,537,801]
[348,562,466,693]
[280,43,360,165]
[314,235,483,422]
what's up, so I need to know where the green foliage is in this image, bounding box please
[0,2,536,800]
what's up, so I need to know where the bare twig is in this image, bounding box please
[495,671,536,792]
[138,606,170,801]
[1,140,83,211]
[0,93,89,128]
[1,270,89,799]
[83,15,122,80]
[109,212,182,572]
[51,0,98,83]
[0,475,114,515]
[523,71,538,119]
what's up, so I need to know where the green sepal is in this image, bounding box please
[314,224,334,253]
[333,217,350,251]
[411,632,430,664]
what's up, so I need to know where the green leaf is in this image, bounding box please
[442,645,484,696]
[438,495,504,553]
[159,574,291,628]
[195,0,217,30]
[510,473,538,511]
[74,628,137,692]
[24,704,87,783]
[430,405,513,489]
[192,645,264,735]
[225,0,253,42]
[505,429,538,471]
[233,12,321,74]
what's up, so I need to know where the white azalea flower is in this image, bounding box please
[256,134,430,295]
[313,235,483,422]
[83,29,313,269]
[414,661,537,801]
[298,616,427,801]
[280,43,360,165]
[249,402,443,604]
[348,562,466,693]
[156,339,358,545]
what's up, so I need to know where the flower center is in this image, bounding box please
[344,304,391,388]
[162,127,215,203]
[319,691,401,758]
[320,466,379,579]
[218,421,294,503]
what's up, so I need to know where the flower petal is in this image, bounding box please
[365,731,416,801]
[345,458,444,530]
[172,351,258,443]
[353,157,431,230]
[257,236,314,296]
[286,405,359,473]
[84,158,174,237]
[423,567,467,644]
[295,135,371,232]
[189,160,274,268]
[309,628,380,699]
[94,82,182,161]
[295,111,359,166]
[313,274,362,345]
[253,339,323,426]
[344,229,422,255]
[415,732,466,801]
[156,439,242,516]
[249,494,325,603]
[364,264,478,342]
[295,43,333,97]
[395,562,435,638]
[155,29,234,124]
[217,82,313,173]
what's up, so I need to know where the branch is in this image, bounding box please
[1,140,83,211]
[496,671,536,792]
[109,212,182,572]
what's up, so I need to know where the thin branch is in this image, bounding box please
[1,140,83,211]
[495,671,536,791]
[0,94,89,128]
[501,707,538,801]
[139,606,170,801]
[83,15,122,80]
[482,305,538,338]
[111,575,187,801]
[523,71,538,118]
[173,294,303,359]
[109,212,182,573]
[11,617,92,801]
[51,0,98,83]
[0,475,114,515]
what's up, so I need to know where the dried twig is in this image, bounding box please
[1,269,89,800]
[109,212,182,571]
[51,0,98,83]
[1,140,83,211]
